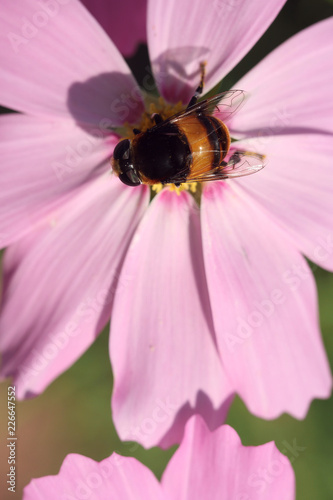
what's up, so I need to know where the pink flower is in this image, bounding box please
[23,416,295,500]
[0,0,332,447]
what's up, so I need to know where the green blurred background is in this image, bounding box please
[1,0,333,498]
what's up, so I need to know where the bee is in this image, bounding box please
[111,68,265,187]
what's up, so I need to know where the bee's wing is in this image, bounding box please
[218,151,266,178]
[183,151,266,183]
[159,90,246,126]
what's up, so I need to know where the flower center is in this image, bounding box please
[121,96,184,139]
[121,97,202,196]
[138,97,185,134]
[113,94,265,202]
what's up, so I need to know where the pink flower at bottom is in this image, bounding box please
[0,0,332,447]
[23,417,295,500]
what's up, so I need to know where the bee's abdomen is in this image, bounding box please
[177,114,230,179]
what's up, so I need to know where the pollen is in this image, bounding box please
[151,183,163,194]
[151,178,200,197]
[121,97,184,140]
[139,97,184,134]
[151,182,200,205]
[168,182,198,195]
[123,98,201,195]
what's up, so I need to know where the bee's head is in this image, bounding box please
[111,139,141,187]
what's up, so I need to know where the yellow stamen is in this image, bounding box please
[152,181,198,196]
[121,97,185,140]
[166,182,198,195]
[151,183,164,194]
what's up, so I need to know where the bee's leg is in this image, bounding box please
[219,152,241,172]
[222,151,242,171]
[228,151,242,166]
[152,113,163,125]
[186,62,206,110]
[133,128,141,135]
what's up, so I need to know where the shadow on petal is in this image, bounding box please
[152,46,211,104]
[158,391,235,449]
[67,72,145,133]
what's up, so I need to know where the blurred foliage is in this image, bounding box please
[1,0,333,499]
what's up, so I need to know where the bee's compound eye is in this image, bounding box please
[113,139,130,160]
[119,168,141,187]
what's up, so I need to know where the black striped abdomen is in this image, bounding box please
[177,114,230,180]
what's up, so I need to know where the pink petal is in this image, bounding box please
[1,0,143,124]
[163,416,295,500]
[0,113,114,247]
[201,181,332,419]
[148,0,287,104]
[0,176,149,398]
[81,0,147,56]
[110,189,233,448]
[231,17,333,136]
[23,418,295,500]
[234,134,333,271]
[23,453,162,500]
